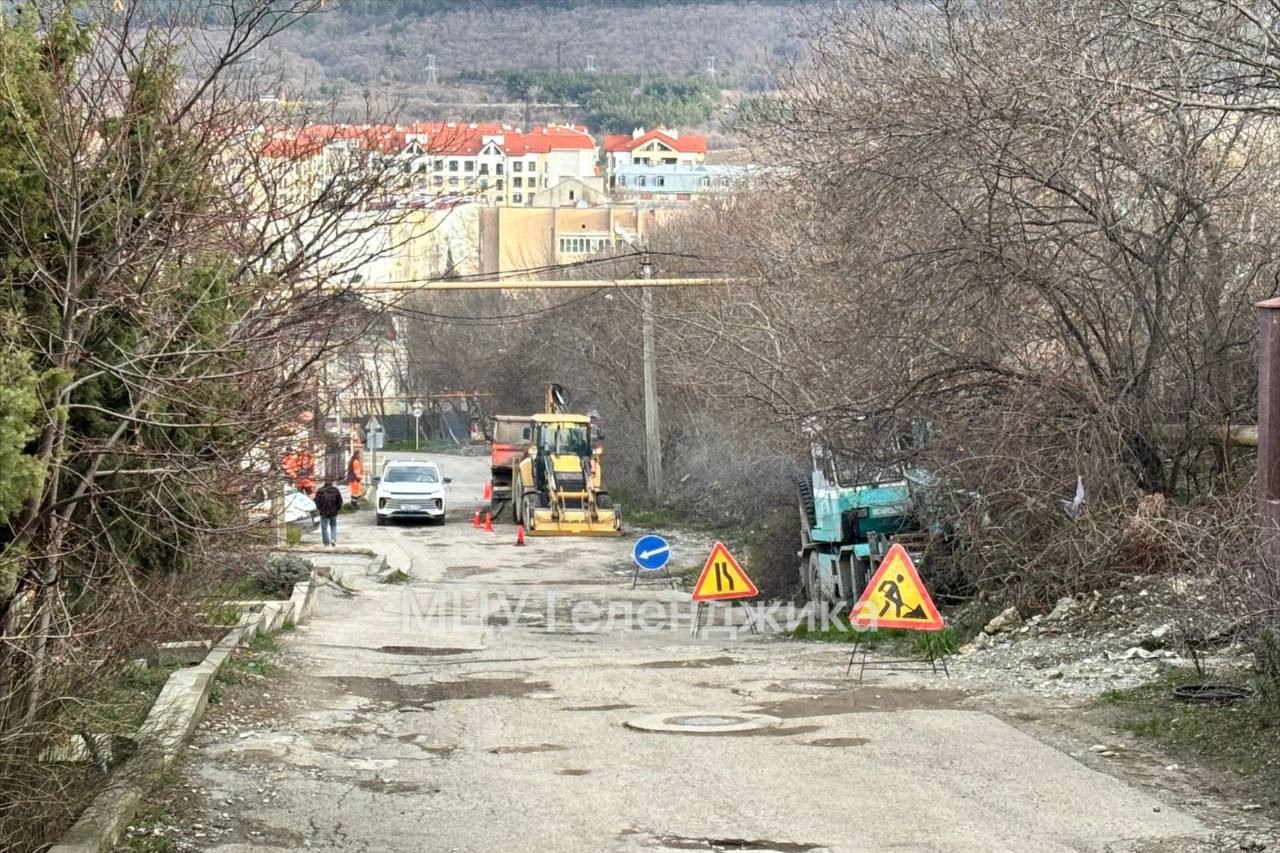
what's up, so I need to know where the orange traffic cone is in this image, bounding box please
[515,524,526,546]
[484,512,493,533]
[482,480,493,501]
[472,511,480,528]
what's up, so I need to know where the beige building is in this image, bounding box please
[477,205,685,275]
[530,177,609,208]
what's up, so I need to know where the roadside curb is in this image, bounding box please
[46,571,324,853]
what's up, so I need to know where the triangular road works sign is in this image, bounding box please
[849,543,944,631]
[692,542,759,602]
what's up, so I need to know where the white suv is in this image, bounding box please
[374,461,450,526]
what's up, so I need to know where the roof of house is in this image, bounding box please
[604,128,707,155]
[262,122,598,161]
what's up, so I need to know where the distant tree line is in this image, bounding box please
[452,70,719,132]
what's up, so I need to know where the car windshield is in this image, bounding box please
[383,466,439,484]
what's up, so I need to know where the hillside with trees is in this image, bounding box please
[261,0,819,129]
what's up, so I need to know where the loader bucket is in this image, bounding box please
[528,507,622,537]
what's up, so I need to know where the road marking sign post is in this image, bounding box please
[843,543,948,681]
[632,534,673,589]
[690,542,759,636]
[412,403,424,451]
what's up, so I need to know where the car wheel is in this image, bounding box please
[376,514,386,527]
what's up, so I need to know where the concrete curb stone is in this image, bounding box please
[46,570,325,853]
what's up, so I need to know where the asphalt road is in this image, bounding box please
[167,452,1216,853]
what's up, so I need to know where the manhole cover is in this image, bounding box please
[625,711,782,734]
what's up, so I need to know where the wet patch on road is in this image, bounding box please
[561,703,636,711]
[750,686,965,719]
[805,736,870,748]
[638,656,738,669]
[487,743,566,754]
[556,768,591,776]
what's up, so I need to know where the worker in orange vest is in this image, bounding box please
[297,448,316,497]
[345,450,364,506]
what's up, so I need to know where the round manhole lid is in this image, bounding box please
[625,711,782,734]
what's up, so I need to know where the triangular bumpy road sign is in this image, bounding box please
[692,542,759,602]
[849,543,944,631]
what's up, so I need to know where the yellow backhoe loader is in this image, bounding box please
[507,386,621,536]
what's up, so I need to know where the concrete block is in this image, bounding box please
[155,640,212,667]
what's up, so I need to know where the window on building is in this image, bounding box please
[496,163,504,175]
[527,160,537,172]
[698,177,710,188]
[496,196,505,203]
[513,193,523,204]
[513,161,523,172]
[464,161,475,172]
[655,177,665,187]
[480,164,490,175]
[497,179,505,189]
[636,176,646,187]
[434,159,444,170]
[569,190,576,201]
[448,176,458,186]
[618,176,626,187]
[448,160,459,172]
[433,175,444,185]
[480,179,490,190]
[514,177,523,188]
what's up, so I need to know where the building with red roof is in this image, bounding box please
[260,121,602,208]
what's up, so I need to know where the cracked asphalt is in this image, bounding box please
[144,452,1239,853]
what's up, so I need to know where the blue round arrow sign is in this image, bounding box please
[633,534,671,571]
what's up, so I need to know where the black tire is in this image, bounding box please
[521,490,545,531]
[596,492,613,510]
[375,514,386,527]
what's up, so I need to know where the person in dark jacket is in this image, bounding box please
[314,478,344,547]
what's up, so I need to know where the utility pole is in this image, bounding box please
[640,250,663,499]
[1258,297,1280,561]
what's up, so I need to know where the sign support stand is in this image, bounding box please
[845,632,950,683]
[691,601,759,638]
[632,562,674,590]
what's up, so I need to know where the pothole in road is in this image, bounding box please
[624,712,782,734]
[377,645,475,656]
[445,565,496,579]
[487,743,565,754]
[637,656,739,669]
[750,686,966,719]
[630,832,824,852]
[556,768,591,776]
[805,737,870,748]
[325,674,549,710]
